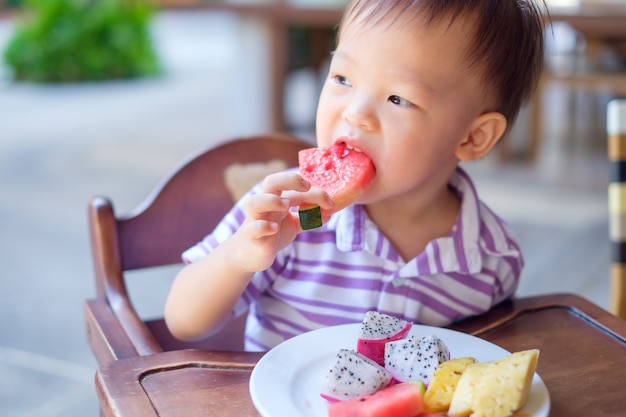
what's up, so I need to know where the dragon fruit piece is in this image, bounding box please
[384,334,450,386]
[357,311,412,365]
[321,349,393,402]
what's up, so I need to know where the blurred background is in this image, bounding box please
[0,0,624,415]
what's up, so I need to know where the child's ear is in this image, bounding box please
[455,112,507,161]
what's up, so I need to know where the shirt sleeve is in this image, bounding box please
[181,183,261,264]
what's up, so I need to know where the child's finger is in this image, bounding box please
[261,172,310,195]
[282,186,335,210]
[245,194,289,218]
[242,219,280,240]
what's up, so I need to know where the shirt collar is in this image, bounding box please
[332,166,484,274]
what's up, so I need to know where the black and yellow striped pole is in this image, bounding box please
[608,98,626,320]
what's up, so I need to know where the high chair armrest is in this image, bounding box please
[84,299,138,364]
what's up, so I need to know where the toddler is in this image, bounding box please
[165,0,547,351]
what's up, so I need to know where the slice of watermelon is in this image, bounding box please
[298,142,375,230]
[327,381,425,417]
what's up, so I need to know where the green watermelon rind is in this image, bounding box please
[299,205,323,230]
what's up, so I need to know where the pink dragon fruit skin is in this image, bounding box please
[356,311,413,366]
[383,334,450,386]
[320,349,393,402]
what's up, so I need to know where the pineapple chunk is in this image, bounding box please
[448,349,540,417]
[424,357,477,412]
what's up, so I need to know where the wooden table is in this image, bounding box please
[550,3,626,41]
[95,293,626,417]
[160,2,344,132]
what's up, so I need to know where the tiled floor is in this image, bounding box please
[0,10,614,417]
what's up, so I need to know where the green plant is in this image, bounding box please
[3,0,160,82]
[3,0,23,8]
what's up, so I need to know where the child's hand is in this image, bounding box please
[236,171,334,272]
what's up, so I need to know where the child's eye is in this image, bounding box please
[333,75,352,87]
[388,95,412,107]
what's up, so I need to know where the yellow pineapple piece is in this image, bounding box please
[423,357,477,412]
[448,349,540,417]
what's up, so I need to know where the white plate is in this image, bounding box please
[250,324,550,417]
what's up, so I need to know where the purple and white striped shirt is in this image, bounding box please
[182,167,523,351]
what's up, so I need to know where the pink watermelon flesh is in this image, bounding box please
[357,311,413,366]
[327,381,424,417]
[298,142,375,230]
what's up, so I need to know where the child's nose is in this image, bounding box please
[341,97,378,131]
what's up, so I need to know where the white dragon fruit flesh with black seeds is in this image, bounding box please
[356,311,412,365]
[320,349,392,402]
[384,334,450,385]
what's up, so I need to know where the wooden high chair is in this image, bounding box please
[608,99,626,321]
[84,133,310,364]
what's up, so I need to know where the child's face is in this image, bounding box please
[316,12,492,203]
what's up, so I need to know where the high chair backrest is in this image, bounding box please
[84,133,311,364]
[608,99,626,321]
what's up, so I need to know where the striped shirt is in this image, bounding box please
[182,167,523,351]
